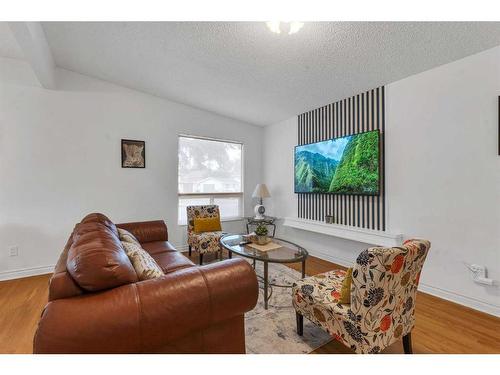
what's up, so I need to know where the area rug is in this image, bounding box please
[243,260,332,354]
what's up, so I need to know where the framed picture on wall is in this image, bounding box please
[121,139,145,168]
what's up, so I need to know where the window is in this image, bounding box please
[178,135,243,224]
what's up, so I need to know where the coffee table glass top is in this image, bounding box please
[220,234,308,263]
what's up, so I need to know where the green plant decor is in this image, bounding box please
[255,223,268,237]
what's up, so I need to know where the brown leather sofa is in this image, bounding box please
[33,213,258,353]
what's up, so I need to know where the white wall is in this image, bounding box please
[264,46,500,316]
[0,57,263,278]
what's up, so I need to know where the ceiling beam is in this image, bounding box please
[8,22,56,89]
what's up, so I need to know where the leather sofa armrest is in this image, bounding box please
[135,258,258,351]
[199,258,259,321]
[116,220,168,243]
[34,283,142,353]
[33,258,258,353]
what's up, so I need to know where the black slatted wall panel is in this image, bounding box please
[297,86,386,231]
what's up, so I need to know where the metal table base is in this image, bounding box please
[253,259,306,310]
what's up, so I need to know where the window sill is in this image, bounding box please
[177,217,244,227]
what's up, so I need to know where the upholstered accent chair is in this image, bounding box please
[292,239,431,354]
[187,205,225,265]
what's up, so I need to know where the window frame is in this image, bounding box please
[177,134,245,226]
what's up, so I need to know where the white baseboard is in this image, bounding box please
[417,283,500,318]
[308,250,500,318]
[0,265,54,282]
[306,247,353,269]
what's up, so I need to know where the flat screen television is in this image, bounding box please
[294,130,380,195]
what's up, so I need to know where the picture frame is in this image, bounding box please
[121,139,145,168]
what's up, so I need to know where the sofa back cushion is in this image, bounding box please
[67,215,138,292]
[81,212,118,236]
[48,230,85,301]
[116,220,169,243]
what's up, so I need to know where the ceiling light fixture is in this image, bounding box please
[266,21,304,35]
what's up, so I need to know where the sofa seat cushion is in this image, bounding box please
[152,251,195,274]
[141,241,178,255]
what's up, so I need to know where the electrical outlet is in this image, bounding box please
[469,264,486,278]
[466,263,495,286]
[9,246,19,257]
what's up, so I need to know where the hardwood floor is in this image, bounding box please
[1,253,499,354]
[0,274,50,354]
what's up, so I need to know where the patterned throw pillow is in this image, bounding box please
[117,228,140,246]
[193,217,222,233]
[339,267,353,304]
[121,241,164,280]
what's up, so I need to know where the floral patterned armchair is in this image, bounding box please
[292,239,431,354]
[187,205,224,265]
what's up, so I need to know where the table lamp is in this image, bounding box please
[252,183,271,219]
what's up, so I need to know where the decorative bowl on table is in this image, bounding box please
[242,233,271,245]
[256,235,271,245]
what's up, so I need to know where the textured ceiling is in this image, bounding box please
[5,22,500,125]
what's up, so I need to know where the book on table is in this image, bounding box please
[246,241,282,252]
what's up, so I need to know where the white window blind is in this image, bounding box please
[178,135,243,224]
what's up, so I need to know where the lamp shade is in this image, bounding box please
[252,184,271,199]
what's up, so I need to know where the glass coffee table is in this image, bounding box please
[220,234,308,309]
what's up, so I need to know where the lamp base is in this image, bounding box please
[254,204,265,219]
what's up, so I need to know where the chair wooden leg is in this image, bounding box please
[188,246,192,257]
[296,312,304,336]
[199,253,203,265]
[402,333,413,354]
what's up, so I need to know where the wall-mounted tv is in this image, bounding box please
[294,130,380,195]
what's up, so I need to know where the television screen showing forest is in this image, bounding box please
[294,130,380,195]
